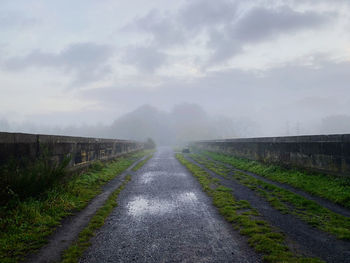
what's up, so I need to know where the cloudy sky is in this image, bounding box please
[1,0,350,136]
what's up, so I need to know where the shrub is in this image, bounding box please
[89,160,105,172]
[144,138,156,149]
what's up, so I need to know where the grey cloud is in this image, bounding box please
[0,12,37,29]
[122,45,168,72]
[125,10,186,47]
[3,42,113,86]
[4,50,57,69]
[208,6,331,63]
[82,58,350,104]
[206,29,242,64]
[179,0,237,30]
[124,1,332,66]
[289,0,349,5]
[233,6,329,42]
[124,0,237,49]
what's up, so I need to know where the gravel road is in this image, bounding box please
[80,147,260,263]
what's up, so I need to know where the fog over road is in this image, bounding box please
[80,147,259,262]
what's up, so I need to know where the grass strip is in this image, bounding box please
[200,150,350,209]
[0,150,149,263]
[61,174,132,263]
[176,154,323,263]
[132,152,154,171]
[191,154,350,240]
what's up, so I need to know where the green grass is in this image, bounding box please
[0,147,71,205]
[0,151,148,263]
[61,174,132,263]
[132,152,154,171]
[176,154,323,263]
[199,150,350,209]
[190,154,350,240]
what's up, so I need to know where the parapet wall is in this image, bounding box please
[0,132,144,170]
[191,134,350,176]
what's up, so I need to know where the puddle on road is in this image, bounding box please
[177,191,198,202]
[141,171,164,184]
[140,172,187,184]
[147,158,174,168]
[127,191,198,217]
[127,197,174,217]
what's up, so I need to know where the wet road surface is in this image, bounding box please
[185,155,350,263]
[80,147,259,263]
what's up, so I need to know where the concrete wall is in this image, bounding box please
[0,132,144,170]
[191,134,350,176]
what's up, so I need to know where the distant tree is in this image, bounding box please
[108,105,175,145]
[144,138,156,149]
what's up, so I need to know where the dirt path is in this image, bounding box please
[26,155,150,263]
[80,147,260,263]
[186,155,350,263]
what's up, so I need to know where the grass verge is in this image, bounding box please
[61,174,132,263]
[0,150,148,263]
[200,150,350,209]
[190,154,350,240]
[132,152,154,171]
[176,153,323,263]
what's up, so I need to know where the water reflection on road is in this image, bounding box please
[127,191,198,217]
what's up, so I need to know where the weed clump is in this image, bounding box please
[89,160,105,172]
[0,149,70,206]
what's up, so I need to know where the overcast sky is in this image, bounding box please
[1,0,350,136]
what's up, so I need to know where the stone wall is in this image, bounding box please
[191,134,350,176]
[0,132,144,170]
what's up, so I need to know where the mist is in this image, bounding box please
[1,102,349,145]
[1,0,350,141]
[0,103,244,145]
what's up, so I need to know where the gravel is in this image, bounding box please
[80,147,260,263]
